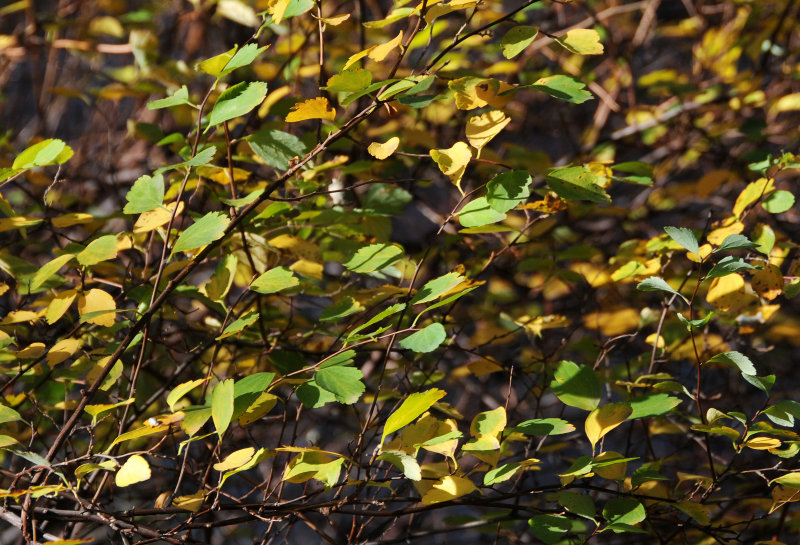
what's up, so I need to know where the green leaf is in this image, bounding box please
[486,170,532,213]
[707,351,757,375]
[320,296,364,321]
[705,256,756,280]
[762,190,795,213]
[627,393,681,419]
[399,322,446,353]
[197,47,237,76]
[250,266,299,294]
[147,85,193,110]
[377,450,421,481]
[381,389,446,445]
[13,139,74,169]
[742,373,774,394]
[716,233,758,252]
[346,303,406,341]
[0,404,22,425]
[172,212,230,255]
[326,68,373,93]
[484,462,521,485]
[211,379,234,438]
[30,254,74,290]
[296,381,337,408]
[636,276,688,303]
[663,226,699,256]
[771,472,800,488]
[123,174,165,214]
[676,311,715,330]
[557,491,596,522]
[340,79,401,107]
[166,378,207,412]
[512,418,575,436]
[529,514,572,544]
[458,197,507,227]
[233,372,275,418]
[550,361,601,411]
[764,400,800,427]
[532,75,593,104]
[221,43,268,76]
[315,366,365,404]
[155,146,216,174]
[631,462,668,488]
[216,311,259,339]
[76,235,118,267]
[545,165,609,203]
[344,243,404,273]
[410,272,465,305]
[248,129,307,171]
[205,81,268,131]
[602,498,646,528]
[500,25,538,59]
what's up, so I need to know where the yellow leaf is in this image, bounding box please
[115,455,151,487]
[559,28,604,55]
[421,475,477,504]
[0,216,44,232]
[269,0,290,24]
[133,202,184,234]
[751,263,783,301]
[430,141,472,192]
[109,425,169,450]
[290,259,323,279]
[707,220,744,245]
[706,273,747,311]
[214,447,256,471]
[47,338,82,367]
[52,213,95,228]
[744,436,781,450]
[368,31,403,62]
[321,13,350,25]
[585,402,632,450]
[449,77,516,110]
[172,491,207,512]
[733,178,773,218]
[424,0,477,23]
[687,243,713,263]
[78,288,116,327]
[16,342,46,359]
[46,289,77,324]
[645,333,665,349]
[465,110,510,154]
[583,308,640,336]
[593,451,628,480]
[269,234,321,261]
[342,48,371,71]
[0,310,39,325]
[367,137,400,160]
[285,97,336,122]
[770,92,800,115]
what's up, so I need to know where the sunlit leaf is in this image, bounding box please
[501,25,538,59]
[585,402,632,449]
[285,97,336,122]
[556,28,604,55]
[172,211,229,255]
[115,455,151,487]
[367,137,400,160]
[399,322,446,353]
[206,81,268,130]
[211,379,235,438]
[382,389,446,445]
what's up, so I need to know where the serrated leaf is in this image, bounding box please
[285,97,335,122]
[501,25,538,59]
[636,276,688,303]
[399,322,446,353]
[211,379,235,438]
[487,170,532,213]
[76,235,118,267]
[716,233,758,252]
[13,139,73,169]
[221,44,268,76]
[532,75,593,104]
[707,351,757,375]
[550,361,601,411]
[172,212,229,255]
[123,174,165,214]
[545,165,609,202]
[705,256,756,280]
[248,129,307,170]
[664,226,699,256]
[381,389,446,445]
[344,243,404,273]
[206,81,267,130]
[250,266,299,294]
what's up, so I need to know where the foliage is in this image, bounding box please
[1,1,800,544]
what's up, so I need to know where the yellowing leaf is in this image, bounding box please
[751,263,783,301]
[430,142,472,192]
[290,259,323,279]
[585,402,632,450]
[47,338,82,367]
[15,342,45,359]
[465,110,510,154]
[382,389,446,445]
[269,0,290,24]
[30,254,74,290]
[0,217,44,232]
[115,455,151,487]
[687,243,713,263]
[583,308,640,337]
[52,213,94,228]
[285,97,336,122]
[368,31,403,62]
[594,451,628,480]
[78,288,116,327]
[77,234,118,266]
[707,221,744,245]
[448,77,515,110]
[425,0,477,23]
[0,310,39,325]
[770,93,800,115]
[46,289,77,324]
[214,447,256,471]
[706,273,747,311]
[368,137,400,160]
[733,178,773,218]
[744,436,781,450]
[421,475,477,504]
[558,28,604,55]
[133,201,184,234]
[320,13,350,25]
[172,491,207,512]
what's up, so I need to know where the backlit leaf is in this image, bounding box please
[545,165,609,202]
[367,137,400,160]
[421,475,476,504]
[76,235,118,267]
[123,174,165,214]
[172,211,229,254]
[115,455,151,487]
[167,378,208,412]
[344,243,404,273]
[557,28,604,55]
[585,402,632,449]
[248,129,307,170]
[382,389,446,445]
[430,141,472,192]
[250,266,299,294]
[533,75,593,104]
[326,69,372,93]
[501,25,538,59]
[550,361,601,411]
[664,226,699,256]
[206,81,267,130]
[465,110,510,153]
[285,97,335,122]
[211,379,235,438]
[78,288,116,327]
[30,254,74,290]
[458,197,507,228]
[486,170,532,213]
